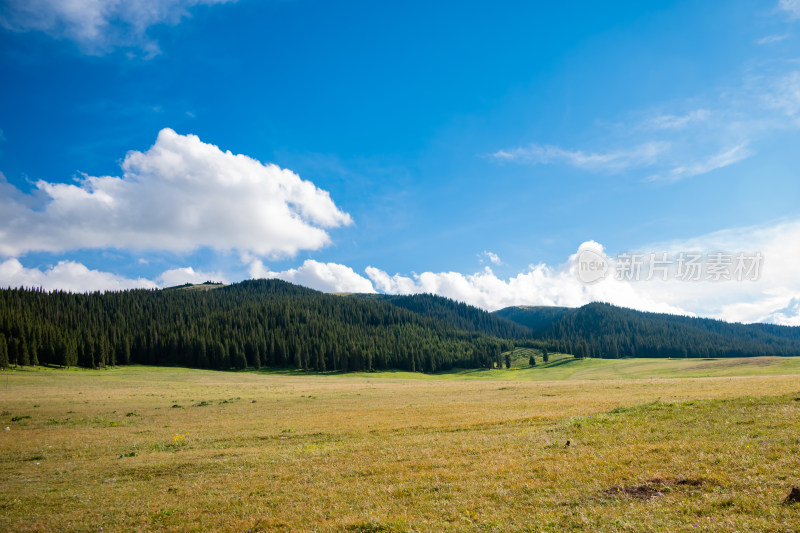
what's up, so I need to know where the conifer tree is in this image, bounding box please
[0,334,8,369]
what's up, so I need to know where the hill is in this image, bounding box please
[494,305,570,334]
[351,293,533,339]
[495,302,800,358]
[0,280,512,372]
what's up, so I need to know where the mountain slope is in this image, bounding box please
[352,293,533,339]
[494,305,571,335]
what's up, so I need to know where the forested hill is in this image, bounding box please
[350,293,533,339]
[493,306,571,335]
[0,280,513,372]
[495,302,800,358]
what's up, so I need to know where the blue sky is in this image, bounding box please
[2,0,800,323]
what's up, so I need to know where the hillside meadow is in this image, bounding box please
[1,358,800,531]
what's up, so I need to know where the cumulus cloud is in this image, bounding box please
[490,142,668,173]
[366,242,688,315]
[0,258,157,292]
[639,218,800,324]
[0,0,235,56]
[250,259,376,294]
[0,258,234,293]
[0,128,352,258]
[364,219,800,325]
[763,297,800,326]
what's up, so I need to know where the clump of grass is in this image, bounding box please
[193,401,210,407]
[150,508,180,524]
[90,417,118,427]
[10,415,31,422]
[167,434,188,449]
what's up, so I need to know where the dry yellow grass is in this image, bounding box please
[1,365,799,531]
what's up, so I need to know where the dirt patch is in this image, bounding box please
[674,477,704,486]
[603,484,664,500]
[603,477,706,500]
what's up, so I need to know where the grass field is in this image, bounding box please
[1,358,800,531]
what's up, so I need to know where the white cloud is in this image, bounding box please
[0,258,157,292]
[653,143,752,182]
[250,259,376,294]
[491,137,750,182]
[364,218,800,325]
[763,297,800,326]
[763,71,800,118]
[156,266,227,287]
[481,250,502,265]
[756,33,790,45]
[779,0,800,18]
[365,243,688,315]
[647,109,710,130]
[0,128,352,258]
[0,258,234,293]
[638,218,800,324]
[491,142,668,173]
[0,0,235,56]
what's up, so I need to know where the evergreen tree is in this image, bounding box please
[232,344,247,370]
[0,334,8,369]
[8,338,19,367]
[19,338,30,367]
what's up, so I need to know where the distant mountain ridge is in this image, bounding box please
[4,279,800,373]
[494,302,800,358]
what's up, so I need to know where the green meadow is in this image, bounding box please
[1,358,800,532]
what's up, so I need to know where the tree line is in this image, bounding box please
[0,280,516,372]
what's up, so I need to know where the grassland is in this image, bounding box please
[1,358,800,532]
